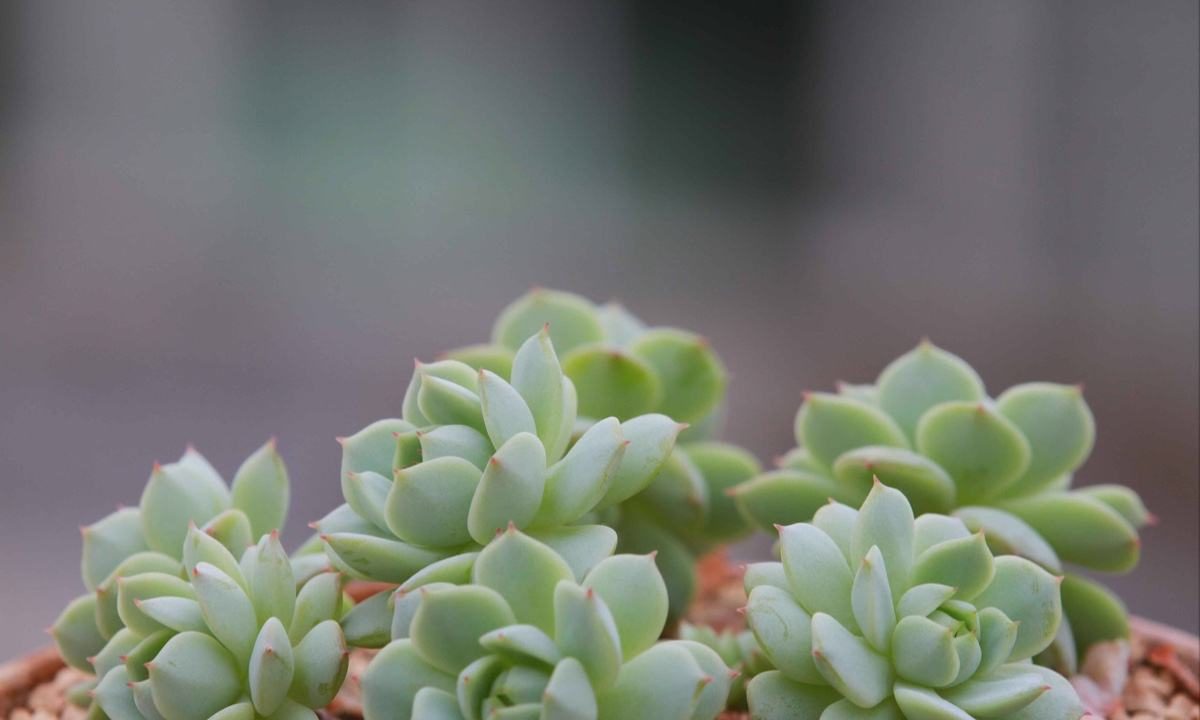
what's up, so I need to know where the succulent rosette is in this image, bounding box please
[320,328,684,644]
[445,288,761,620]
[743,482,1084,719]
[732,341,1150,667]
[679,623,771,710]
[361,527,733,720]
[52,443,296,697]
[82,527,348,720]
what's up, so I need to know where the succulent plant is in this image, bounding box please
[743,481,1084,719]
[360,526,733,720]
[444,288,761,620]
[82,527,349,720]
[319,328,684,644]
[731,341,1150,667]
[52,443,293,696]
[679,622,771,710]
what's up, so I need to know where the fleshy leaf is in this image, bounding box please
[733,471,858,532]
[147,632,243,720]
[321,533,451,584]
[996,383,1094,496]
[511,329,567,450]
[526,524,617,581]
[136,596,207,634]
[200,509,255,560]
[987,664,1084,720]
[596,414,683,510]
[1059,574,1130,656]
[192,561,259,668]
[628,328,726,424]
[833,446,955,514]
[583,554,668,659]
[52,594,107,672]
[289,571,342,644]
[795,393,909,470]
[140,458,228,558]
[851,546,895,653]
[536,418,625,526]
[972,556,1062,660]
[289,620,348,708]
[116,572,194,637]
[595,643,707,720]
[1076,484,1153,528]
[809,613,893,708]
[183,524,246,590]
[952,506,1062,572]
[478,371,538,450]
[891,616,960,688]
[386,456,481,548]
[668,639,734,720]
[94,665,139,720]
[745,672,841,720]
[850,482,915,596]
[249,533,297,628]
[778,524,856,631]
[442,343,514,378]
[340,418,415,479]
[478,624,562,666]
[231,440,290,539]
[542,657,597,720]
[562,345,663,420]
[685,442,761,542]
[493,289,605,355]
[892,682,972,720]
[743,561,789,594]
[467,433,546,544]
[911,532,995,600]
[554,582,622,691]
[399,553,479,593]
[410,585,516,674]
[361,640,455,720]
[249,617,295,716]
[1000,491,1139,572]
[915,402,1031,504]
[418,425,494,471]
[941,670,1049,716]
[896,584,957,619]
[82,508,149,592]
[875,341,986,440]
[975,607,1020,676]
[341,588,393,649]
[745,585,821,684]
[624,449,707,534]
[473,528,573,634]
[411,687,465,720]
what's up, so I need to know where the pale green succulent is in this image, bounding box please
[361,527,733,720]
[320,328,683,644]
[679,622,771,710]
[80,527,348,720]
[732,341,1149,667]
[743,481,1084,719]
[52,443,292,691]
[445,288,761,620]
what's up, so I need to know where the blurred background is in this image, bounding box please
[1,0,1196,658]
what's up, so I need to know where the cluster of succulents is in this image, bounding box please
[361,527,733,720]
[445,289,761,620]
[732,341,1150,670]
[52,291,1153,720]
[744,482,1084,719]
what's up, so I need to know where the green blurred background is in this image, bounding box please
[1,1,1196,657]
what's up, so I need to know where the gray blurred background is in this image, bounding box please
[1,1,1196,659]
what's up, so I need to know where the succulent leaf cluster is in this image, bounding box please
[318,328,684,643]
[744,482,1084,719]
[53,444,293,686]
[361,527,733,720]
[732,341,1150,667]
[445,289,761,619]
[85,527,348,720]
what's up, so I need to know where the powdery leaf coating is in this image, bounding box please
[733,340,1149,657]
[744,482,1082,719]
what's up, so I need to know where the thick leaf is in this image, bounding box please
[192,561,259,667]
[625,449,708,534]
[795,393,909,470]
[94,551,183,638]
[1075,484,1153,529]
[542,657,597,720]
[457,654,505,720]
[628,328,726,424]
[124,630,172,683]
[876,341,986,440]
[667,640,734,720]
[136,596,207,634]
[442,343,515,378]
[562,345,663,419]
[745,672,840,720]
[290,571,342,644]
[583,554,669,659]
[511,329,567,449]
[399,553,479,593]
[911,532,995,600]
[986,663,1084,720]
[941,670,1048,716]
[1059,574,1130,656]
[850,482,914,596]
[467,433,546,544]
[891,616,960,688]
[231,440,290,539]
[410,585,516,674]
[915,402,1031,504]
[912,515,972,557]
[745,585,821,684]
[418,425,494,471]
[410,687,465,720]
[94,628,141,678]
[527,524,617,581]
[478,371,538,450]
[341,589,394,649]
[52,594,108,672]
[403,361,479,427]
[94,665,140,720]
[554,582,622,691]
[972,556,1062,660]
[597,414,683,510]
[975,607,1019,676]
[733,470,860,532]
[140,457,228,558]
[248,533,297,628]
[851,546,896,653]
[321,533,452,584]
[833,446,955,515]
[473,528,573,634]
[779,524,856,631]
[147,632,242,720]
[811,502,858,561]
[536,418,625,526]
[361,640,455,720]
[896,584,957,619]
[249,618,295,716]
[595,643,707,720]
[1000,491,1139,572]
[743,561,789,594]
[479,624,562,666]
[200,510,255,560]
[818,698,903,720]
[493,289,605,355]
[685,442,761,542]
[183,524,246,591]
[952,507,1062,573]
[892,683,972,720]
[612,514,695,622]
[996,383,1094,496]
[386,456,481,548]
[809,613,893,708]
[289,620,348,708]
[82,508,149,592]
[116,572,195,637]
